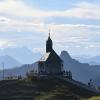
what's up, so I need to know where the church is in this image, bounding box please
[38,33,63,75]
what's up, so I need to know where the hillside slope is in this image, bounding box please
[0,77,99,100]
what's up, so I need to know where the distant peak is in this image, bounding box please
[60,51,71,59]
[61,51,70,55]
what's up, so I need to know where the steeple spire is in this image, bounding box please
[46,30,53,52]
[49,29,50,37]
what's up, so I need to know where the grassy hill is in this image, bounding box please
[0,77,99,100]
[87,96,100,100]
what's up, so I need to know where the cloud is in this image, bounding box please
[0,0,100,19]
[0,39,12,48]
[0,0,100,56]
[0,0,100,33]
[64,2,100,19]
[0,16,10,23]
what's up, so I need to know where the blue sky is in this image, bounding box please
[0,0,100,56]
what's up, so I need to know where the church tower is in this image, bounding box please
[46,32,53,52]
[38,31,63,75]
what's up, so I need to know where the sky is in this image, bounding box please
[0,0,100,57]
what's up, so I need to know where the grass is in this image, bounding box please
[87,96,100,100]
[0,77,99,100]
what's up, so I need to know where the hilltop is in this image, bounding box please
[0,77,99,100]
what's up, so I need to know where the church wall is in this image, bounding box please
[38,62,45,74]
[44,61,63,74]
[38,61,63,75]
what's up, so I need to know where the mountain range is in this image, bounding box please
[0,47,100,87]
[0,47,100,65]
[75,55,100,65]
[60,51,100,86]
[0,55,21,69]
[0,50,100,87]
[0,62,38,80]
[0,47,42,64]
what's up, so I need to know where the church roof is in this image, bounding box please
[39,50,63,62]
[39,33,63,65]
[39,52,50,61]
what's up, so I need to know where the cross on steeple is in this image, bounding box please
[49,29,51,37]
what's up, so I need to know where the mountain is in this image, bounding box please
[88,56,100,65]
[75,56,100,65]
[0,55,21,69]
[0,62,38,80]
[1,50,100,87]
[60,51,100,84]
[0,47,42,64]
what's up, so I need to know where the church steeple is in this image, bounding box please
[46,32,53,52]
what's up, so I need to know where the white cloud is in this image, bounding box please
[0,0,100,19]
[0,0,100,56]
[0,16,10,23]
[0,0,100,33]
[0,0,100,34]
[65,2,100,19]
[0,0,50,18]
[0,40,10,48]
